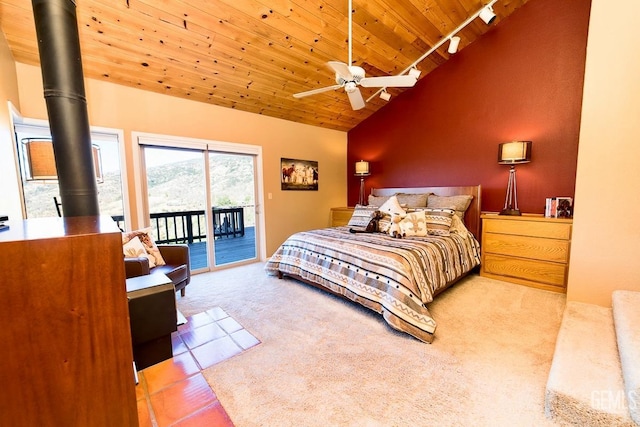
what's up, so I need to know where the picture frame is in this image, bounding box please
[555,197,573,218]
[281,158,318,191]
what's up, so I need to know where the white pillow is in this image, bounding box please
[378,195,406,217]
[122,236,156,268]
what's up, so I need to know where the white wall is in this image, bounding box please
[0,31,22,221]
[567,0,640,305]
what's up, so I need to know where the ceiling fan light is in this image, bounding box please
[479,6,496,25]
[408,67,421,79]
[345,81,357,93]
[380,90,391,102]
[448,36,461,54]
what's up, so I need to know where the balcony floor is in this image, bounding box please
[188,226,256,269]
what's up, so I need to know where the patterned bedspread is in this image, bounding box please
[265,226,481,343]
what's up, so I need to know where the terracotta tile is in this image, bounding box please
[143,351,201,395]
[150,374,216,427]
[172,401,235,427]
[136,397,154,427]
[177,311,214,333]
[135,371,148,401]
[230,329,260,350]
[172,333,189,355]
[206,307,229,321]
[190,336,243,370]
[216,317,243,334]
[180,323,228,350]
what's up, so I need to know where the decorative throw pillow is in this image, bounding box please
[449,214,470,238]
[378,195,406,217]
[395,193,430,208]
[122,236,157,268]
[399,211,428,237]
[367,194,392,207]
[347,204,380,228]
[427,194,473,219]
[122,227,166,267]
[424,207,456,236]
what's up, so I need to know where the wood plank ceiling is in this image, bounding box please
[0,0,528,132]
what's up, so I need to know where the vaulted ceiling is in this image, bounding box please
[0,0,529,132]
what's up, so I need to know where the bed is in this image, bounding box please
[264,186,482,343]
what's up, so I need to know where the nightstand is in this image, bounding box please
[329,207,355,227]
[480,214,573,293]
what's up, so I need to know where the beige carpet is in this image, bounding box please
[177,263,566,426]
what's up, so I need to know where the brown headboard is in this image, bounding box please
[371,185,482,240]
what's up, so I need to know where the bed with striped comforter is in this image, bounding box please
[264,226,481,343]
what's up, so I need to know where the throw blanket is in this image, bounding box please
[265,227,481,343]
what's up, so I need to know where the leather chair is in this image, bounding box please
[124,244,191,296]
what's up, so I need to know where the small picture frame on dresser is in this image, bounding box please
[555,197,573,218]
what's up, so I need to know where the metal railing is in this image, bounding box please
[112,206,246,244]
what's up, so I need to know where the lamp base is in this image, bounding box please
[499,208,522,216]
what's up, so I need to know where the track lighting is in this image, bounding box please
[479,5,496,25]
[379,90,391,101]
[408,67,421,79]
[365,0,499,104]
[448,36,461,54]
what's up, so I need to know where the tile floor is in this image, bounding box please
[135,307,260,426]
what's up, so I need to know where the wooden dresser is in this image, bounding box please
[0,216,138,426]
[480,214,573,293]
[330,207,355,227]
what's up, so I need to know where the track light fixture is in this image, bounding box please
[408,67,421,79]
[365,0,499,103]
[479,5,497,25]
[379,90,391,101]
[448,36,461,54]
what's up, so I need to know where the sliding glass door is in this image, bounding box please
[139,135,260,272]
[209,152,257,265]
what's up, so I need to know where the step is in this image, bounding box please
[545,301,634,426]
[613,290,640,425]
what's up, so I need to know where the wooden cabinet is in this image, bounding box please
[0,216,138,426]
[480,214,573,293]
[330,207,355,227]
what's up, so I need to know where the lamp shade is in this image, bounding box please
[355,160,370,176]
[22,138,104,182]
[498,141,532,164]
[24,138,58,180]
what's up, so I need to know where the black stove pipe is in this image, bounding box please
[31,0,99,217]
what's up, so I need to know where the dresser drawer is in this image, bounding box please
[483,233,570,263]
[483,218,571,240]
[483,254,567,288]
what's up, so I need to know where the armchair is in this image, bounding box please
[124,244,191,296]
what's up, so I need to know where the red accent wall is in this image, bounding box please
[348,0,591,214]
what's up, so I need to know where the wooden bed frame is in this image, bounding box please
[370,185,482,240]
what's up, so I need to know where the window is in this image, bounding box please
[14,122,128,226]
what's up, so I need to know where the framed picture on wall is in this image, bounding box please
[281,158,318,191]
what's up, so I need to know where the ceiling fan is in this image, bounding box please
[292,0,418,110]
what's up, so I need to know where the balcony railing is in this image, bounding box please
[112,206,247,245]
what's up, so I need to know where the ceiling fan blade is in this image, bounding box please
[347,87,366,110]
[360,75,417,88]
[293,85,342,98]
[327,61,353,80]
